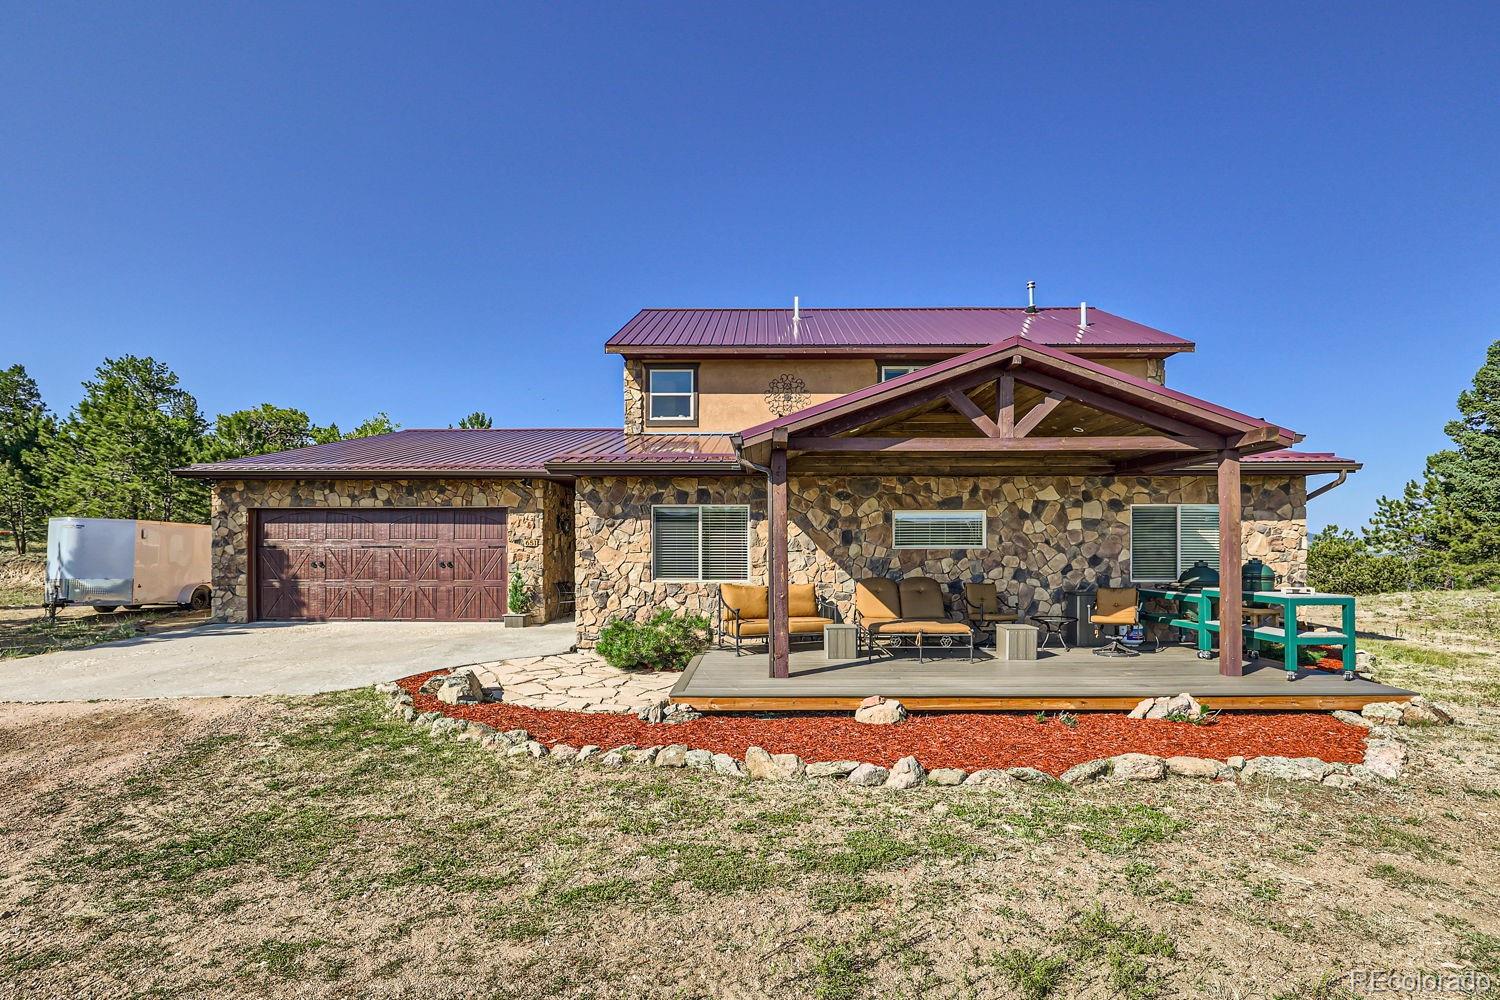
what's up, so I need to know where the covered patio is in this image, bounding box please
[718,336,1374,707]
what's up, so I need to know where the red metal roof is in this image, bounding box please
[606,307,1194,354]
[548,433,741,471]
[177,428,623,478]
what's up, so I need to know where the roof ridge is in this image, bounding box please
[634,306,1089,312]
[396,427,622,432]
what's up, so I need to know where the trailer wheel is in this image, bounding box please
[188,587,211,611]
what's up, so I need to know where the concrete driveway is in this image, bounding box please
[0,619,578,702]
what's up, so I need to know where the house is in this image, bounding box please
[178,303,1364,700]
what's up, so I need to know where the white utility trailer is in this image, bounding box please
[45,517,212,614]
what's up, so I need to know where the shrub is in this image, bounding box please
[507,569,533,615]
[595,611,710,671]
[1308,527,1411,595]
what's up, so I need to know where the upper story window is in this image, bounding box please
[879,363,924,382]
[646,365,697,425]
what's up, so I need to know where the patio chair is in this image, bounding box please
[717,583,834,656]
[1092,586,1143,658]
[962,582,1018,641]
[854,576,974,663]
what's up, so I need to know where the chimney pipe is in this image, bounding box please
[1025,280,1037,314]
[1079,301,1088,329]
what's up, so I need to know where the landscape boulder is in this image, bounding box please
[435,670,484,706]
[744,746,805,781]
[805,760,861,779]
[1401,696,1454,726]
[1164,756,1228,779]
[654,744,689,768]
[854,696,908,726]
[1362,740,1406,780]
[1242,755,1331,782]
[1006,767,1057,784]
[927,768,968,786]
[1109,754,1167,782]
[683,749,715,770]
[1060,759,1110,785]
[962,769,1013,787]
[1332,710,1374,728]
[711,753,746,778]
[1360,702,1406,726]
[884,756,926,789]
[846,763,889,786]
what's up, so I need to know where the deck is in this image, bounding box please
[670,644,1413,712]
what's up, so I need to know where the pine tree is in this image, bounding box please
[1365,340,1500,586]
[37,356,209,523]
[0,364,52,553]
[456,411,493,429]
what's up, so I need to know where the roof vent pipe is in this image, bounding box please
[1079,301,1088,329]
[1025,281,1038,314]
[792,295,800,338]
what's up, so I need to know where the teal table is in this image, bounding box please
[1138,587,1357,680]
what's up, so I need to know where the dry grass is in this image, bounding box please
[0,593,1498,998]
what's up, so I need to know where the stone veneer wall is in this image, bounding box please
[210,477,575,623]
[624,359,645,434]
[573,473,1306,644]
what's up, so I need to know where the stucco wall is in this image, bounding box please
[573,473,1305,644]
[210,477,575,623]
[623,356,1170,433]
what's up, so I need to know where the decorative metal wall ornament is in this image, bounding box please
[765,373,809,416]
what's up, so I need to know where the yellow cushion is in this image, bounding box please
[720,584,767,622]
[788,583,817,618]
[869,618,971,636]
[898,577,947,619]
[855,579,900,621]
[1091,607,1137,626]
[725,616,833,638]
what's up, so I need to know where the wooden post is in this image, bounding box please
[1217,448,1243,677]
[768,445,790,678]
[995,375,1015,437]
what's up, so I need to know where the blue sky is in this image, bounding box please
[3,2,1497,531]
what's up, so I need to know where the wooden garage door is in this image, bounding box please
[255,509,508,621]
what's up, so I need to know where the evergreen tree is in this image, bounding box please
[0,364,52,553]
[1365,340,1500,586]
[456,411,493,429]
[201,403,336,462]
[37,356,209,523]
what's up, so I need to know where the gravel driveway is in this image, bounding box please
[0,619,577,702]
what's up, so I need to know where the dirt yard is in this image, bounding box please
[1,592,1498,999]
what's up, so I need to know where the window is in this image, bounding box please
[1130,504,1220,582]
[879,363,924,382]
[892,510,987,549]
[647,366,696,423]
[651,505,750,581]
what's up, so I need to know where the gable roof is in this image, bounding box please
[606,307,1193,356]
[736,336,1294,450]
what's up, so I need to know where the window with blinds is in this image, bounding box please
[1129,504,1220,582]
[892,510,987,549]
[651,505,750,581]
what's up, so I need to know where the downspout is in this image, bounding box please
[1306,470,1349,502]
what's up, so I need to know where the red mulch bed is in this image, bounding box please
[396,671,1368,775]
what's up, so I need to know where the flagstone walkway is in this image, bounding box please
[468,651,680,713]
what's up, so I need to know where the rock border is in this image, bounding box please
[376,683,1411,790]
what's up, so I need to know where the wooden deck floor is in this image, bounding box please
[670,644,1413,712]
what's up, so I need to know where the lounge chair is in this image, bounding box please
[717,583,835,656]
[853,577,975,662]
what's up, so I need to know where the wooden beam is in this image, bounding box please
[1217,449,1243,678]
[942,389,1000,437]
[995,375,1015,437]
[768,447,790,679]
[1111,452,1218,476]
[1228,425,1290,451]
[806,368,1002,439]
[1013,390,1065,438]
[789,435,1217,453]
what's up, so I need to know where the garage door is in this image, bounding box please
[254,509,508,621]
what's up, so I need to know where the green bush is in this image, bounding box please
[1308,527,1412,595]
[507,569,533,614]
[595,611,710,672]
